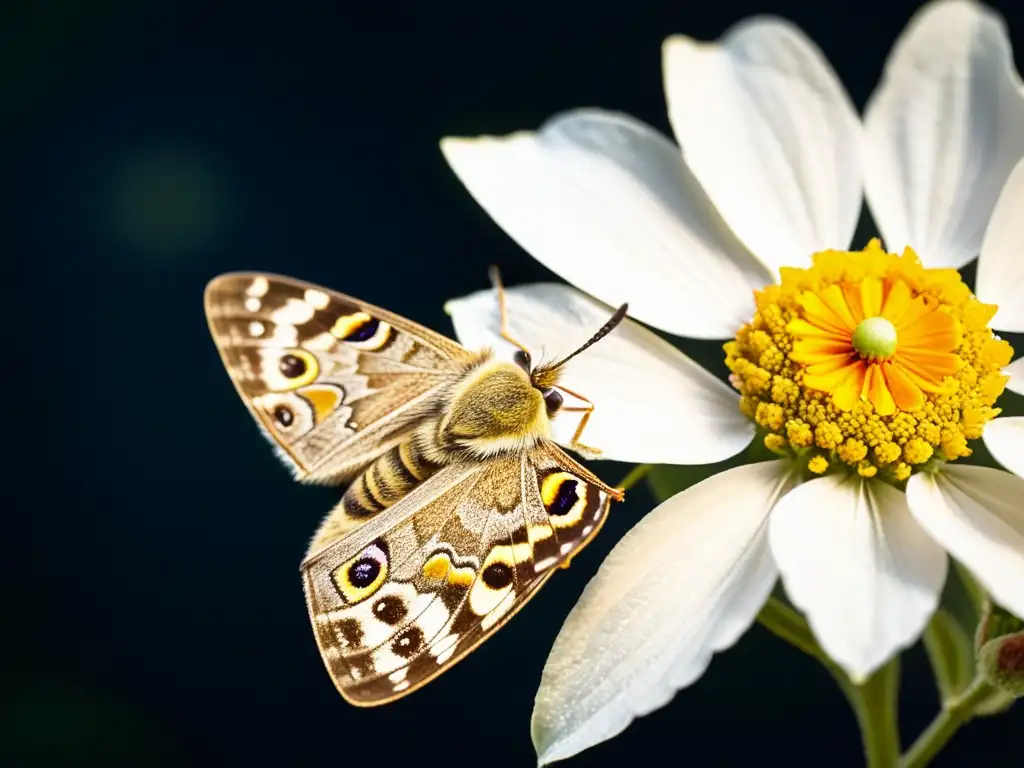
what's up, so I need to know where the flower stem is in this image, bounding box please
[899,677,995,768]
[758,597,901,767]
[849,660,902,768]
[615,463,652,493]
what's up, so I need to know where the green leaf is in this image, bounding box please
[756,596,830,666]
[947,560,985,628]
[922,609,975,703]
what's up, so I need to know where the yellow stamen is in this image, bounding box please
[725,240,1013,482]
[807,455,829,475]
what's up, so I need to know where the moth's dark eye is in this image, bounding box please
[544,388,564,413]
[513,349,531,371]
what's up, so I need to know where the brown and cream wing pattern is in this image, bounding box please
[301,444,614,706]
[204,273,472,483]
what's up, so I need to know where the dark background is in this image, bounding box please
[5,0,1022,765]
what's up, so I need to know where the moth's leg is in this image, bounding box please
[488,265,533,359]
[554,383,601,457]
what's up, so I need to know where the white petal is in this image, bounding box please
[984,417,1024,479]
[770,476,947,681]
[445,283,754,465]
[977,158,1024,332]
[532,461,793,765]
[864,0,1024,269]
[662,18,863,275]
[1006,356,1024,396]
[907,465,1024,620]
[441,110,771,338]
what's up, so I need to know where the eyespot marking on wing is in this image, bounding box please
[255,348,320,391]
[332,540,390,604]
[254,391,316,437]
[391,626,425,659]
[468,544,524,618]
[372,595,408,626]
[330,312,394,351]
[540,471,590,529]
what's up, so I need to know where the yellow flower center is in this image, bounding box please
[725,239,1014,482]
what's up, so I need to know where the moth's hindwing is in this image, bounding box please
[204,273,472,483]
[301,445,614,706]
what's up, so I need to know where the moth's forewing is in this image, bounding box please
[204,273,468,483]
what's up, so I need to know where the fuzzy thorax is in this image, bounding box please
[438,359,552,457]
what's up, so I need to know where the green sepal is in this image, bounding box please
[971,687,1016,717]
[978,635,1024,699]
[975,597,1024,649]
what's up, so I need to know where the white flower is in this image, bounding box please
[440,0,1024,762]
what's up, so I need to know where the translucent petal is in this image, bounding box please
[770,475,947,680]
[977,157,1024,332]
[662,17,863,275]
[864,0,1024,269]
[445,283,754,464]
[983,417,1024,479]
[531,461,793,765]
[907,465,1024,620]
[440,110,770,338]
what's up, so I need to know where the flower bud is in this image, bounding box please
[976,600,1024,699]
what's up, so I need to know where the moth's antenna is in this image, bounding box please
[549,303,628,371]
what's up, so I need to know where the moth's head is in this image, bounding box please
[512,349,565,418]
[439,303,628,459]
[513,302,629,416]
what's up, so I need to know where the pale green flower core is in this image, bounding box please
[851,316,899,359]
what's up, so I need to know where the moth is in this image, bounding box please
[204,269,627,706]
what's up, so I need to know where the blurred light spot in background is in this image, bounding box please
[106,148,228,260]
